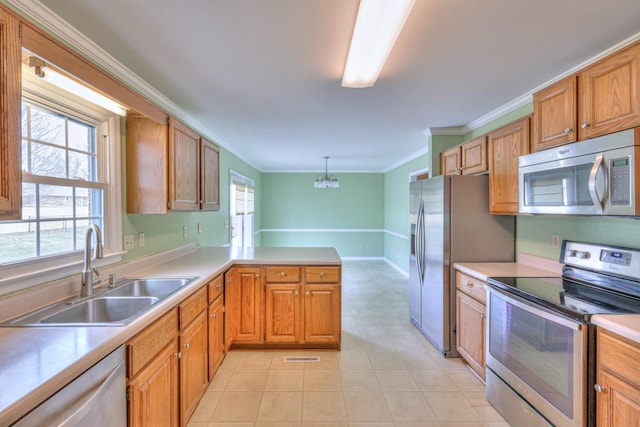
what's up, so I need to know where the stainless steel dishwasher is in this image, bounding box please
[13,346,126,426]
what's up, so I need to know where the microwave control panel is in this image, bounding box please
[609,157,630,205]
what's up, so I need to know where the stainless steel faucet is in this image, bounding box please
[81,224,104,297]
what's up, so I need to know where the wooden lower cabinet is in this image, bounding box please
[225,267,263,344]
[128,340,180,427]
[265,283,303,343]
[455,271,486,380]
[179,290,209,426]
[208,295,224,381]
[304,284,341,345]
[596,328,640,427]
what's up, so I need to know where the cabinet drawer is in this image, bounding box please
[180,286,207,329]
[265,266,301,283]
[598,329,640,389]
[127,308,178,378]
[306,266,340,283]
[208,274,224,304]
[456,271,486,303]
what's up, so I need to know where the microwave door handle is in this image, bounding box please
[588,153,605,214]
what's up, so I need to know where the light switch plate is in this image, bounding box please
[124,234,134,250]
[138,232,145,247]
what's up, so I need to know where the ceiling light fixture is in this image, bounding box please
[342,0,416,88]
[29,56,128,116]
[314,156,340,188]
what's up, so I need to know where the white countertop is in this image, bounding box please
[592,314,640,344]
[454,262,562,281]
[0,246,341,425]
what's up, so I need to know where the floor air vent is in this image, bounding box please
[283,356,320,363]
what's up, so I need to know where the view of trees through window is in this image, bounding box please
[0,102,104,264]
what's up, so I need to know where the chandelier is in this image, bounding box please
[314,156,340,188]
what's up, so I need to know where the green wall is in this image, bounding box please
[260,173,384,258]
[122,142,261,260]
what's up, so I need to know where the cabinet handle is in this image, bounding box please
[255,274,260,278]
[294,290,299,296]
[564,127,573,134]
[305,291,310,296]
[280,272,285,277]
[465,282,471,287]
[184,343,190,349]
[480,313,486,319]
[594,384,606,393]
[177,351,182,359]
[320,272,325,278]
[211,313,216,319]
[216,283,222,289]
[581,123,591,129]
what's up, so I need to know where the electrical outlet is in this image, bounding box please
[551,235,560,249]
[138,232,145,247]
[183,226,188,238]
[124,234,134,250]
[197,223,203,234]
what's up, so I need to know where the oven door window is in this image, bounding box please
[488,292,580,418]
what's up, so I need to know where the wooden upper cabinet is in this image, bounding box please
[461,136,487,175]
[0,10,22,220]
[169,117,200,211]
[488,117,530,215]
[200,138,220,211]
[126,115,220,213]
[441,146,461,175]
[578,43,640,140]
[532,76,577,151]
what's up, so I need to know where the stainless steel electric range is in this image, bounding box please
[485,240,640,427]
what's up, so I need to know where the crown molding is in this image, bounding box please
[4,0,260,171]
[425,126,469,137]
[383,146,429,173]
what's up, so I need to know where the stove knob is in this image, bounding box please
[577,251,591,259]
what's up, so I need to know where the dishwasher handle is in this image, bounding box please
[54,359,125,427]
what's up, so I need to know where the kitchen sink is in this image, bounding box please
[1,276,198,327]
[105,277,195,299]
[39,297,159,325]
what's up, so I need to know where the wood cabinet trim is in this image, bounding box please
[126,308,178,379]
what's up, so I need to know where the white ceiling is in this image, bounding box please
[25,0,640,172]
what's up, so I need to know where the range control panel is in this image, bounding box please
[561,241,640,279]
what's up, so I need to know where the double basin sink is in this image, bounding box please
[4,277,197,327]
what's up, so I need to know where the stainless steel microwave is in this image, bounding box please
[519,128,640,215]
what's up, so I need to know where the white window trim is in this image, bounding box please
[0,113,123,297]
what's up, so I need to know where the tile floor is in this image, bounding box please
[187,260,508,427]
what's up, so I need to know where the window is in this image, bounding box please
[230,171,255,247]
[0,53,122,285]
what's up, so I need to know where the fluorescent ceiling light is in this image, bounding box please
[29,56,128,116]
[342,0,416,88]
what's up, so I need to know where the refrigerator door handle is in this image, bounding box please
[417,200,425,284]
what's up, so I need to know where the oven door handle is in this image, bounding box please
[487,285,584,331]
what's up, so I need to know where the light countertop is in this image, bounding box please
[592,314,640,344]
[454,262,562,281]
[0,246,340,425]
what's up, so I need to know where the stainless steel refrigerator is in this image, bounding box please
[409,174,514,357]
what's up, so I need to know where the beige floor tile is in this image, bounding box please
[384,392,437,422]
[257,391,303,421]
[185,421,208,427]
[474,404,506,422]
[484,422,510,427]
[303,369,342,391]
[347,422,395,427]
[255,422,301,427]
[302,422,348,427]
[368,351,406,370]
[302,391,347,421]
[423,391,483,422]
[343,391,392,421]
[270,351,307,370]
[210,391,262,422]
[446,369,485,392]
[337,352,372,369]
[265,370,304,391]
[394,423,443,427]
[302,352,339,370]
[235,352,274,369]
[225,369,269,391]
[207,423,254,427]
[375,370,418,391]
[399,353,443,371]
[461,390,489,406]
[218,351,241,370]
[189,391,221,421]
[206,369,232,391]
[340,369,381,391]
[410,370,459,392]
[439,423,488,427]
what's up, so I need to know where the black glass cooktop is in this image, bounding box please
[486,276,640,320]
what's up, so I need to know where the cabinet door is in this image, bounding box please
[225,267,263,344]
[533,76,577,151]
[579,44,640,140]
[208,296,224,381]
[461,136,487,175]
[168,118,200,211]
[180,311,209,426]
[200,138,220,211]
[128,340,179,427]
[597,370,640,427]
[304,284,341,345]
[488,117,530,214]
[456,291,485,380]
[125,115,169,213]
[0,10,21,220]
[441,147,461,175]
[265,284,302,343]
